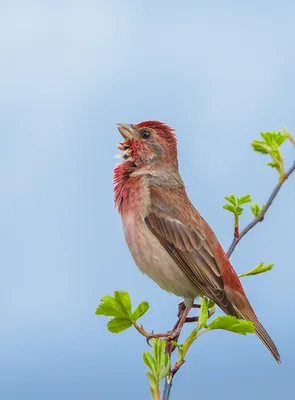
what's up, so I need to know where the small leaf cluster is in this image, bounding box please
[238,262,274,278]
[95,290,149,333]
[224,194,266,222]
[143,340,170,400]
[223,194,252,224]
[251,129,294,180]
[252,130,289,154]
[223,194,252,215]
[250,202,264,218]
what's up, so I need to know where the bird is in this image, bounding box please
[114,120,281,363]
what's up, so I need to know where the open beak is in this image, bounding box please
[116,123,135,141]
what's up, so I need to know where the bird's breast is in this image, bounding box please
[122,211,200,302]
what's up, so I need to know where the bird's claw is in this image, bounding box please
[146,329,181,347]
[146,331,154,347]
[177,302,186,318]
[177,302,201,318]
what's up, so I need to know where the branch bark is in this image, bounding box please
[163,160,295,399]
[227,161,295,257]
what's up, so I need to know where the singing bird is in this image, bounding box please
[114,120,280,363]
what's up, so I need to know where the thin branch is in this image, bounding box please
[227,161,295,257]
[234,215,240,238]
[162,376,172,400]
[163,309,215,398]
[163,160,295,399]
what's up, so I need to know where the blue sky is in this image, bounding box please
[1,1,295,399]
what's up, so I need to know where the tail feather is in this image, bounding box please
[236,309,281,363]
[253,319,281,363]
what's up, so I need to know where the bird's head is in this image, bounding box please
[116,121,178,171]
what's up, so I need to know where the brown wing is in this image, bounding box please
[145,190,281,362]
[145,206,237,316]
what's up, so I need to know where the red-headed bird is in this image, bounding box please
[114,121,280,363]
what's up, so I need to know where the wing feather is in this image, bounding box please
[145,212,237,316]
[144,190,280,362]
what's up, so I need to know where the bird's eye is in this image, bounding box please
[141,130,151,139]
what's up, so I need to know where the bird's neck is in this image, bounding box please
[114,162,184,215]
[114,161,146,215]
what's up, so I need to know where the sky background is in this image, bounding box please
[1,1,295,399]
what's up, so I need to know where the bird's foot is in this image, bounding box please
[185,316,199,323]
[177,302,200,318]
[146,328,181,346]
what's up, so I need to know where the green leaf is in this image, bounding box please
[198,298,209,330]
[171,341,184,360]
[238,194,252,205]
[182,326,199,357]
[107,317,133,333]
[272,146,282,160]
[153,339,169,378]
[267,161,279,169]
[146,371,157,388]
[207,299,216,309]
[208,316,255,335]
[238,262,274,278]
[250,202,261,218]
[114,290,132,317]
[95,303,121,317]
[223,204,235,213]
[143,351,157,376]
[146,371,158,400]
[160,353,170,380]
[276,135,287,146]
[236,206,243,216]
[96,295,130,318]
[143,340,170,398]
[261,132,274,146]
[251,140,270,154]
[152,339,164,371]
[259,131,288,148]
[132,301,150,322]
[224,195,238,205]
[96,291,152,335]
[171,341,182,348]
[251,129,291,180]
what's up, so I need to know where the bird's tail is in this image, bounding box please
[236,309,281,363]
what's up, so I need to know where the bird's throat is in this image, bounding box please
[113,162,146,215]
